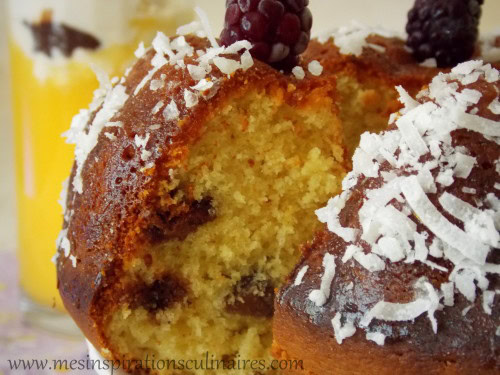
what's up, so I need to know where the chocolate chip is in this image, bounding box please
[146,197,215,244]
[132,274,186,313]
[226,276,275,318]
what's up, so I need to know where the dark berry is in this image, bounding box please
[294,32,310,54]
[251,42,272,61]
[238,0,260,12]
[220,26,244,45]
[241,12,269,40]
[258,0,285,29]
[405,0,483,67]
[300,8,313,32]
[277,13,301,45]
[220,0,313,70]
[225,4,242,26]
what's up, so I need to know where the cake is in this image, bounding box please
[273,61,500,374]
[54,2,499,374]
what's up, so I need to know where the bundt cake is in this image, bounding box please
[273,61,500,374]
[54,2,499,374]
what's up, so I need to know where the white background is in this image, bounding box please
[0,0,499,252]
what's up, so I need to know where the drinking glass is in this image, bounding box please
[7,0,193,336]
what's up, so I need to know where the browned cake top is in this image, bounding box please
[307,26,500,94]
[278,62,500,367]
[306,34,439,94]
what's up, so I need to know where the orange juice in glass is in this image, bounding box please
[7,0,193,335]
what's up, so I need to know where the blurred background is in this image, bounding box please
[0,0,498,374]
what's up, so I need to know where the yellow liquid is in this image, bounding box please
[10,11,192,311]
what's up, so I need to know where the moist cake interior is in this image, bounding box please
[104,86,347,373]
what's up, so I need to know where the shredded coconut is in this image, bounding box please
[224,40,252,54]
[375,236,405,262]
[163,100,180,121]
[104,132,116,141]
[65,75,129,193]
[192,79,214,91]
[184,89,199,108]
[309,254,336,307]
[308,60,323,76]
[488,97,500,115]
[462,305,474,316]
[453,153,476,178]
[292,66,305,80]
[441,282,454,307]
[213,56,241,75]
[361,279,440,333]
[318,22,402,56]
[177,21,201,36]
[134,134,151,161]
[151,100,164,115]
[194,7,219,48]
[294,266,309,286]
[353,251,386,272]
[56,229,71,258]
[150,79,164,91]
[366,331,386,346]
[314,62,499,342]
[401,176,489,265]
[134,42,146,58]
[188,64,208,81]
[69,255,78,268]
[332,313,356,344]
[240,50,254,71]
[482,291,495,315]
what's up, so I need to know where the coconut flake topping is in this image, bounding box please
[318,22,402,57]
[294,266,309,286]
[332,313,356,344]
[313,61,499,345]
[309,253,336,307]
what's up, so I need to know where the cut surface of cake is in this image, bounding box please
[273,61,500,375]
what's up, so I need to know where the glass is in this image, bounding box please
[7,0,193,336]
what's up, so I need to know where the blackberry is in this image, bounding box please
[406,0,483,67]
[220,0,313,70]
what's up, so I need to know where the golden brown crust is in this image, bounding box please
[273,75,500,374]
